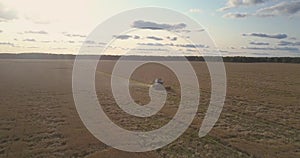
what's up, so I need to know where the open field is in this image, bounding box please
[0,59,299,158]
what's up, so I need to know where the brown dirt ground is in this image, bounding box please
[0,59,299,158]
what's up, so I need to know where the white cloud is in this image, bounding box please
[223,12,250,18]
[242,46,299,52]
[25,30,48,34]
[137,43,164,46]
[219,0,269,11]
[222,1,300,18]
[174,44,209,48]
[132,20,186,30]
[0,2,17,21]
[277,40,300,46]
[147,36,163,41]
[166,36,177,41]
[113,35,140,40]
[63,32,87,38]
[242,33,288,39]
[23,38,36,42]
[256,1,300,17]
[0,42,14,47]
[250,41,270,45]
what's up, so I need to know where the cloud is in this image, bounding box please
[250,41,270,45]
[132,20,186,30]
[277,40,300,46]
[189,8,202,13]
[0,30,2,33]
[167,36,177,41]
[25,30,48,34]
[84,40,96,44]
[256,1,300,17]
[98,42,107,45]
[196,29,205,32]
[174,44,209,48]
[173,29,191,33]
[242,46,299,52]
[82,40,106,47]
[147,36,163,41]
[0,42,14,47]
[137,43,164,46]
[242,33,288,39]
[186,49,197,52]
[223,12,250,18]
[133,35,140,39]
[40,40,51,43]
[113,35,131,40]
[137,42,208,49]
[113,35,140,40]
[131,48,168,52]
[219,0,269,11]
[63,32,87,38]
[23,38,36,42]
[0,3,17,21]
[251,52,271,56]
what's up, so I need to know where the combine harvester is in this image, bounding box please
[151,78,171,91]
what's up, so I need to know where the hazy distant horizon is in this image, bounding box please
[1,52,300,58]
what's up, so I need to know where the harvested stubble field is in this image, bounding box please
[0,59,299,158]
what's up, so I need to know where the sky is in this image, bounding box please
[0,0,300,57]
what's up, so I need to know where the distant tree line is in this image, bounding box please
[185,56,300,63]
[0,53,299,63]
